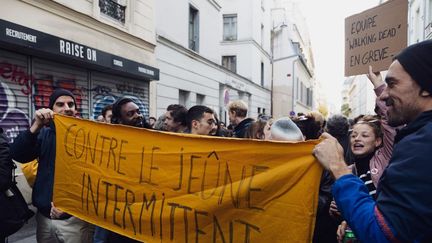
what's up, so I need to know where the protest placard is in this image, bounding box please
[345,0,407,76]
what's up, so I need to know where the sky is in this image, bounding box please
[297,0,380,113]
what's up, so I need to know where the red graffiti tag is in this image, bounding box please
[0,62,34,95]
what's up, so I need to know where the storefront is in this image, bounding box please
[0,19,159,142]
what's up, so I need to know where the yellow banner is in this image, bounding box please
[53,115,322,242]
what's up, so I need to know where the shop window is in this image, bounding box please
[99,0,126,24]
[196,93,205,105]
[179,90,190,107]
[261,62,264,86]
[222,56,237,73]
[189,6,199,52]
[223,14,237,41]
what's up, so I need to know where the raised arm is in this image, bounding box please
[10,108,54,163]
[367,66,398,186]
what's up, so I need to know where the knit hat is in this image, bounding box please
[111,97,134,124]
[395,40,432,94]
[49,89,76,109]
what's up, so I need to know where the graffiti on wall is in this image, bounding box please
[0,62,33,95]
[0,61,86,112]
[1,61,150,141]
[0,82,29,143]
[90,83,149,120]
[33,77,85,114]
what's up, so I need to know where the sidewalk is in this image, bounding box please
[7,162,37,243]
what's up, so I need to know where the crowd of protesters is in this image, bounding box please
[1,39,432,243]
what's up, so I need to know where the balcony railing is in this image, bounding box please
[99,0,125,24]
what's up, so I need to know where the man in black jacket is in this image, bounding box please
[0,128,12,193]
[227,100,254,138]
[0,128,13,242]
[10,89,93,243]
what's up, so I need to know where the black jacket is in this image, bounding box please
[377,110,432,241]
[10,126,56,217]
[233,118,254,138]
[0,128,13,191]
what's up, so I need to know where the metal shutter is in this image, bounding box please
[32,58,90,118]
[0,49,31,143]
[91,72,150,120]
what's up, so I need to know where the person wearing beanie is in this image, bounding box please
[48,88,76,110]
[313,39,432,242]
[10,89,94,243]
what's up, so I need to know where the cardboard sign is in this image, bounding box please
[345,0,408,76]
[52,115,322,242]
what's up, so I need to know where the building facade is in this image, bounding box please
[408,0,432,43]
[341,0,431,117]
[271,0,315,118]
[341,76,376,119]
[153,0,271,124]
[0,0,159,142]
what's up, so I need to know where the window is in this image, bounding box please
[260,62,264,86]
[189,6,199,52]
[179,90,190,107]
[261,24,264,46]
[196,94,205,105]
[99,0,126,24]
[223,14,237,41]
[222,56,237,73]
[306,88,313,107]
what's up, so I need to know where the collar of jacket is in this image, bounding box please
[394,110,432,144]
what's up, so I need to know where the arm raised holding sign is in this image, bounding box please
[314,40,432,242]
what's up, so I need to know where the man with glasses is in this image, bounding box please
[186,105,217,135]
[10,89,93,243]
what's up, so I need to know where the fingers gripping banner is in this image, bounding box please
[53,115,323,242]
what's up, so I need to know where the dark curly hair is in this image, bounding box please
[325,115,349,138]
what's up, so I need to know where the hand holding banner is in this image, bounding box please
[53,115,322,242]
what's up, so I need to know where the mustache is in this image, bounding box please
[132,116,147,128]
[385,98,394,106]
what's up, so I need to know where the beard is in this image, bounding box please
[387,110,405,127]
[62,110,75,117]
[125,116,149,128]
[386,98,421,127]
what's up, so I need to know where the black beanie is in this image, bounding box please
[111,97,134,124]
[395,40,432,94]
[49,88,76,109]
